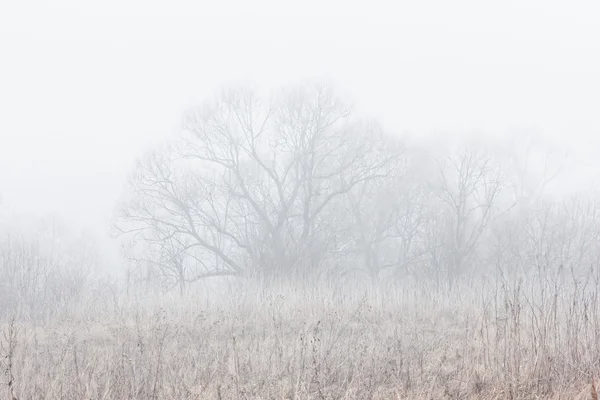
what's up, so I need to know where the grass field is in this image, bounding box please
[3,272,600,399]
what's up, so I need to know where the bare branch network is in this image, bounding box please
[113,83,569,292]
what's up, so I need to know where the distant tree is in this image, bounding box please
[344,153,434,282]
[428,146,504,288]
[494,131,567,215]
[493,195,600,284]
[0,220,98,319]
[115,83,402,288]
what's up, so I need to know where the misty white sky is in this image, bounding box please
[1,0,600,237]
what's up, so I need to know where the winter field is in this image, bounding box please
[3,272,600,400]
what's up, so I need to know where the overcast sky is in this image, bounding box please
[1,0,600,236]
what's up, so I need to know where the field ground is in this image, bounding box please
[2,277,600,399]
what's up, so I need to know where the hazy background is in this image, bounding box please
[2,0,600,237]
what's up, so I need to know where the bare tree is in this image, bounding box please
[431,146,504,288]
[116,83,401,286]
[344,149,436,283]
[496,131,567,214]
[0,220,98,319]
[490,194,600,301]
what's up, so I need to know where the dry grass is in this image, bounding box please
[2,272,600,399]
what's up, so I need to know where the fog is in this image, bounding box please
[3,0,600,233]
[2,1,600,398]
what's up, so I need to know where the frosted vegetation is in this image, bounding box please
[3,83,600,399]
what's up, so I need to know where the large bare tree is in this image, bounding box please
[115,83,402,287]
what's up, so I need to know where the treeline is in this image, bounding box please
[114,82,592,293]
